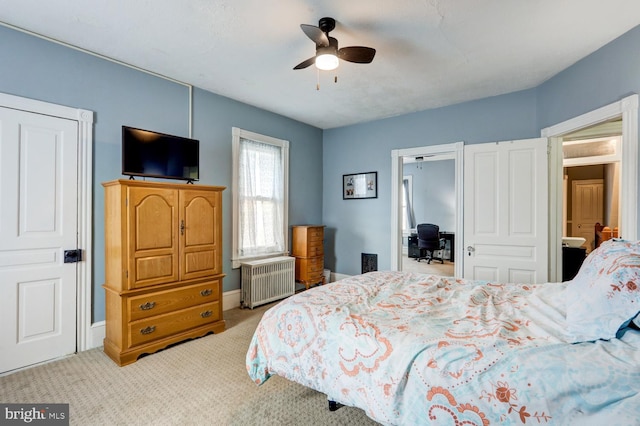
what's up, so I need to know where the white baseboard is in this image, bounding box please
[85,289,243,351]
[89,321,105,350]
[223,289,242,310]
[332,272,351,282]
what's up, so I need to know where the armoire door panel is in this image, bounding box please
[182,193,216,246]
[180,190,221,280]
[132,191,176,250]
[134,254,176,287]
[127,187,179,289]
[184,250,216,276]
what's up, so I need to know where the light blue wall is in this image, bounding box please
[0,25,323,322]
[405,160,455,232]
[191,88,323,292]
[3,19,640,321]
[323,24,640,277]
[537,25,640,131]
[322,89,539,275]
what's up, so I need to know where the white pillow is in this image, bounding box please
[566,239,640,343]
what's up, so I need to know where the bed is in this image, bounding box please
[246,239,640,425]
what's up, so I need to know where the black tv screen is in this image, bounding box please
[122,126,199,181]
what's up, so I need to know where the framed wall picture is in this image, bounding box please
[343,171,377,199]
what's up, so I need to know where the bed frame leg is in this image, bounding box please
[328,400,343,411]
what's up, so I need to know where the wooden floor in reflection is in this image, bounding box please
[401,254,455,277]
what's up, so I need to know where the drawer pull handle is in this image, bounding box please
[200,289,212,297]
[201,310,213,318]
[139,301,156,311]
[140,326,156,335]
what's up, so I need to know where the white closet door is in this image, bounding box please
[572,179,603,252]
[0,106,78,373]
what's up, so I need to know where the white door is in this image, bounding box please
[463,138,548,283]
[571,179,603,252]
[0,106,79,373]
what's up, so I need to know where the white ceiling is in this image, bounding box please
[2,1,640,129]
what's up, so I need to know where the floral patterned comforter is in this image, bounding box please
[246,271,640,425]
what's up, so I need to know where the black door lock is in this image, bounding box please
[64,249,82,263]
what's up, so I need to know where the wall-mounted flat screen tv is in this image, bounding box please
[122,126,199,182]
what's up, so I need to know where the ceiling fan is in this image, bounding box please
[293,17,376,72]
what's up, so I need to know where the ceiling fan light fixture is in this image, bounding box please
[294,17,374,76]
[315,53,339,71]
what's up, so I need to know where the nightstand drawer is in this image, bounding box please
[128,301,220,348]
[128,280,220,321]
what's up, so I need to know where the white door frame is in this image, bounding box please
[542,94,638,281]
[0,92,94,352]
[391,142,464,277]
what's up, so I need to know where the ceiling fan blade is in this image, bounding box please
[300,24,329,47]
[338,46,376,64]
[293,56,316,70]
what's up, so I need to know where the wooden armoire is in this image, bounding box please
[102,179,225,366]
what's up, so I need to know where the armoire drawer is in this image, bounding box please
[127,281,220,321]
[128,301,220,348]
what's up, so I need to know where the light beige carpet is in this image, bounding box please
[0,304,379,426]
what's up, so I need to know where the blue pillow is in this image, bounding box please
[632,313,640,330]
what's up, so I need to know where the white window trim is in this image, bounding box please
[231,127,289,268]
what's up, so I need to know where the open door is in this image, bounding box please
[463,138,548,283]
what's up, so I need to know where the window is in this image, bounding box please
[232,128,289,268]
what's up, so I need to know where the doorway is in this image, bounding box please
[0,92,94,374]
[542,94,638,282]
[400,157,456,276]
[390,142,463,277]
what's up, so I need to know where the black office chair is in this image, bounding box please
[416,223,445,264]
